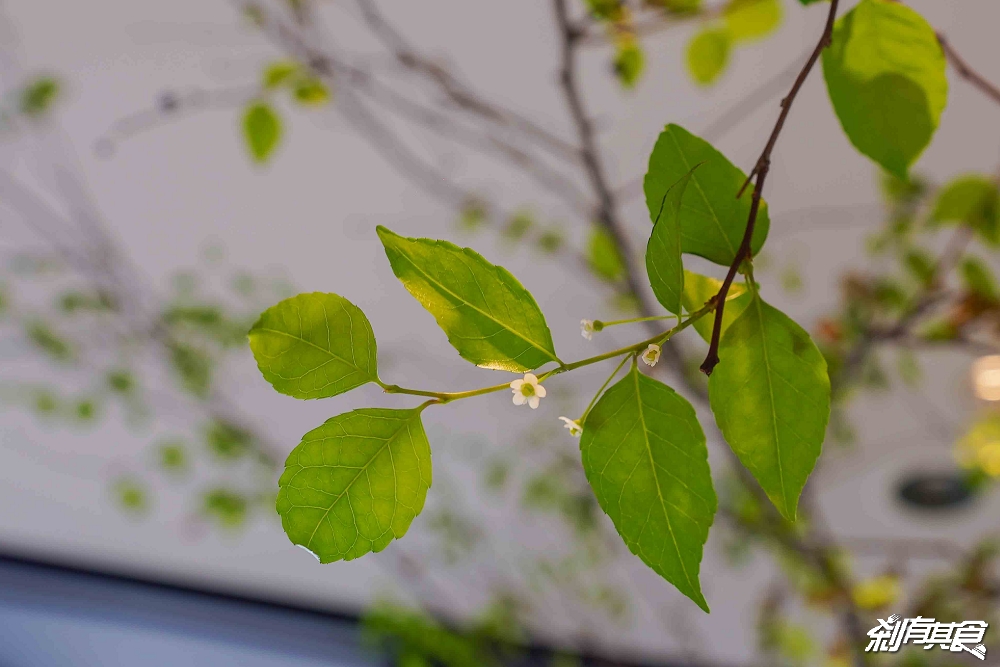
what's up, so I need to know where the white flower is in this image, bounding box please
[559,417,582,437]
[641,344,661,367]
[580,319,595,341]
[510,373,546,409]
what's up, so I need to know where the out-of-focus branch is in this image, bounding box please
[937,33,1000,107]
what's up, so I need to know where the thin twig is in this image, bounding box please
[700,0,840,376]
[937,32,1000,107]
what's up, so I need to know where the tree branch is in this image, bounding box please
[700,0,840,376]
[937,32,1000,107]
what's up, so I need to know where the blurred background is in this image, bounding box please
[0,0,999,665]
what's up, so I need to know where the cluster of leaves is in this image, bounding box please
[0,246,291,529]
[243,60,331,163]
[249,119,834,611]
[686,0,782,86]
[246,0,979,622]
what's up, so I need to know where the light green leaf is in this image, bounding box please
[614,40,645,89]
[276,407,432,562]
[581,365,716,612]
[681,270,751,343]
[798,0,825,5]
[243,102,282,163]
[377,226,559,372]
[248,292,379,399]
[644,124,769,266]
[21,77,60,117]
[263,61,300,89]
[822,0,947,178]
[293,78,331,106]
[686,28,731,86]
[646,168,698,314]
[723,0,782,42]
[587,226,625,282]
[931,175,1000,245]
[961,257,999,303]
[708,295,830,521]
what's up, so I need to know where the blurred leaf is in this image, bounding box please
[686,28,731,86]
[27,321,73,362]
[203,488,249,528]
[157,440,189,474]
[644,124,769,266]
[204,420,253,461]
[249,292,380,399]
[903,248,935,286]
[723,0,781,42]
[852,574,900,610]
[931,175,1000,245]
[243,102,282,163]
[961,256,1000,303]
[658,0,701,14]
[587,226,625,282]
[709,296,830,521]
[20,77,60,117]
[896,349,921,386]
[458,200,488,231]
[276,408,432,562]
[378,226,559,372]
[364,604,495,667]
[263,61,300,89]
[613,38,645,89]
[536,228,563,254]
[581,365,716,612]
[502,210,534,242]
[32,390,59,416]
[74,397,99,423]
[822,0,948,177]
[106,369,135,395]
[584,0,624,21]
[113,478,150,515]
[293,77,331,106]
[169,342,212,397]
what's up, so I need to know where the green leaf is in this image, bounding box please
[587,226,625,282]
[243,102,282,163]
[20,77,59,116]
[276,407,432,562]
[646,168,698,314]
[708,295,830,521]
[723,0,782,42]
[580,365,716,612]
[293,78,331,106]
[644,124,769,266]
[797,0,825,5]
[376,226,559,372]
[249,292,380,400]
[822,0,947,178]
[263,61,300,89]
[686,28,731,86]
[613,39,645,89]
[681,270,751,343]
[931,175,1000,245]
[961,257,1000,303]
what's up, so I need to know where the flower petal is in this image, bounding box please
[528,396,540,409]
[534,384,546,398]
[523,373,538,385]
[513,393,527,406]
[510,379,523,390]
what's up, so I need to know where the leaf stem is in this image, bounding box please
[579,353,632,424]
[593,314,677,330]
[384,300,718,406]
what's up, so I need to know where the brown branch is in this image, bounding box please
[700,0,840,376]
[937,32,1000,107]
[551,0,693,383]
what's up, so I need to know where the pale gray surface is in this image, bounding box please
[1,0,999,664]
